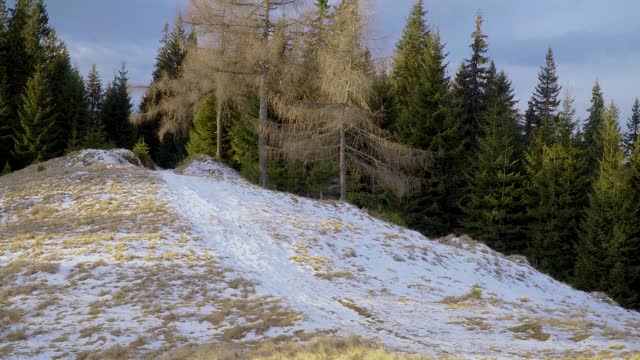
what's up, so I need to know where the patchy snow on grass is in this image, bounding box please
[66,149,143,168]
[1,151,640,359]
[162,157,640,359]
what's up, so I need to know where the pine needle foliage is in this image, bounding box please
[12,65,55,165]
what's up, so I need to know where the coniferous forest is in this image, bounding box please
[2,0,640,312]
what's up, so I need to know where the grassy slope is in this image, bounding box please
[1,150,640,360]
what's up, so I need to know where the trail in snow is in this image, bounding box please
[161,160,640,359]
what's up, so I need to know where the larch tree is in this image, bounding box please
[142,0,300,181]
[624,98,640,157]
[271,0,430,201]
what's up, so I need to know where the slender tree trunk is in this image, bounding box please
[339,120,347,201]
[216,99,223,160]
[258,0,270,188]
[259,71,269,187]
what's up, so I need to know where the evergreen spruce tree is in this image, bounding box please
[6,0,51,112]
[0,89,10,169]
[388,1,460,235]
[607,140,640,309]
[522,100,536,142]
[624,98,640,157]
[460,68,524,252]
[4,0,31,168]
[12,65,55,166]
[0,0,8,168]
[84,64,107,148]
[451,12,490,154]
[390,0,429,139]
[525,92,588,281]
[583,81,606,171]
[138,15,191,167]
[101,65,134,149]
[527,48,561,146]
[65,68,89,152]
[556,91,577,144]
[186,97,217,158]
[43,36,88,156]
[575,102,626,291]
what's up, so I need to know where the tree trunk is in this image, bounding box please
[259,71,269,187]
[258,0,270,188]
[216,99,223,161]
[339,121,347,201]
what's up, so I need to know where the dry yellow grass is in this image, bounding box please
[162,336,432,360]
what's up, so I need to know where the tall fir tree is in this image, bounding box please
[624,98,640,157]
[460,67,524,252]
[525,92,588,281]
[84,64,108,147]
[102,65,134,149]
[522,99,537,143]
[43,36,89,156]
[527,48,561,146]
[12,65,55,166]
[556,91,577,144]
[452,12,490,154]
[575,101,627,291]
[186,97,217,158]
[389,1,460,235]
[138,14,191,167]
[606,140,640,309]
[583,81,606,172]
[390,0,429,137]
[0,0,9,169]
[0,88,9,170]
[64,67,89,152]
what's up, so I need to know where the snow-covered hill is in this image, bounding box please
[1,150,639,359]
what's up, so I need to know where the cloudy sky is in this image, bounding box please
[31,0,640,123]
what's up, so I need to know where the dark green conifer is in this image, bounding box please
[101,65,134,149]
[12,65,55,166]
[138,15,191,167]
[84,64,108,148]
[527,48,561,146]
[575,102,626,291]
[186,97,217,158]
[460,68,524,251]
[606,141,640,309]
[451,12,490,154]
[525,92,588,281]
[388,2,460,235]
[624,98,640,157]
[583,81,606,174]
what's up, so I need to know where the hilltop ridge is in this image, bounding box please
[1,150,639,359]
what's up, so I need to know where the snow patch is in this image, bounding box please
[65,149,142,168]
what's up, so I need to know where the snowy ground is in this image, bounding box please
[1,150,640,359]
